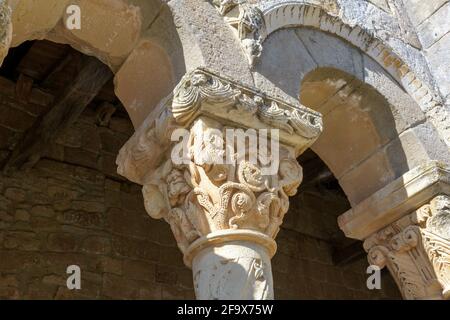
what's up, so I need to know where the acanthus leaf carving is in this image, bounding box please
[116,68,321,300]
[144,116,302,261]
[0,1,12,65]
[364,195,450,300]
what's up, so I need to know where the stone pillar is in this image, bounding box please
[116,68,323,299]
[339,162,450,300]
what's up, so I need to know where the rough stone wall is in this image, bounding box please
[0,84,195,299]
[0,89,400,299]
[0,160,194,299]
[403,0,450,101]
[0,159,400,300]
[273,229,401,299]
[0,158,400,300]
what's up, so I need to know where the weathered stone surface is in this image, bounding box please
[9,0,70,46]
[114,39,174,128]
[403,0,449,26]
[417,3,450,49]
[425,32,450,98]
[1,0,449,301]
[362,195,450,299]
[0,0,11,65]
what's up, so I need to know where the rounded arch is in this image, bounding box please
[258,1,442,114]
[254,25,450,206]
[300,67,409,205]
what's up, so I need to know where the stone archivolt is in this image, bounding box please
[117,68,321,262]
[364,195,450,300]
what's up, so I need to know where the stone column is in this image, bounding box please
[116,68,323,299]
[339,162,450,300]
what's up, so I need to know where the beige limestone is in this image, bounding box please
[364,195,450,300]
[338,161,450,240]
[339,162,450,299]
[114,39,174,128]
[192,240,274,300]
[2,0,450,301]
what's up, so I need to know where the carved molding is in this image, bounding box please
[192,241,274,299]
[339,161,450,240]
[117,67,322,185]
[210,1,266,66]
[364,195,450,300]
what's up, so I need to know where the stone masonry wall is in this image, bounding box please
[0,159,195,299]
[0,90,400,299]
[0,159,400,299]
[273,229,401,299]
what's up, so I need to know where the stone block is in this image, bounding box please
[417,3,450,48]
[425,32,450,97]
[161,285,185,300]
[59,210,103,229]
[155,265,177,285]
[64,147,100,170]
[46,233,79,252]
[81,236,111,255]
[403,0,449,26]
[4,187,26,202]
[96,256,122,275]
[111,235,159,262]
[102,274,142,300]
[0,104,36,132]
[139,285,162,300]
[3,231,41,251]
[30,205,55,217]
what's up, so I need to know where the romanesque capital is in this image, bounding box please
[364,195,450,300]
[116,68,322,299]
[143,116,304,264]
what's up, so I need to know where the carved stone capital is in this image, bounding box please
[116,68,322,299]
[364,195,450,300]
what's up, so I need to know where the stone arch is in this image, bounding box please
[254,26,449,207]
[3,0,187,128]
[258,0,442,114]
